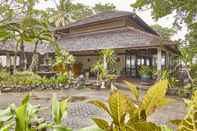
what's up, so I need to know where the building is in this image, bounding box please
[55,11,179,78]
[0,11,179,78]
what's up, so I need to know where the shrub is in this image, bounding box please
[0,94,72,131]
[88,80,173,131]
[0,69,11,81]
[171,90,197,130]
[139,65,153,76]
[0,70,71,88]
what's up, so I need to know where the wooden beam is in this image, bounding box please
[157,47,162,71]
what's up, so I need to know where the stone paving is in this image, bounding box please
[0,88,186,130]
[64,102,111,129]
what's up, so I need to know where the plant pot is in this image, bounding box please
[140,74,152,81]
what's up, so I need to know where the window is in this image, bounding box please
[0,56,6,67]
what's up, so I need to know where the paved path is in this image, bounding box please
[0,88,186,130]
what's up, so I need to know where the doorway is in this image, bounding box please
[125,50,153,78]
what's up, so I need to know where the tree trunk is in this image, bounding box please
[13,42,19,74]
[29,41,39,72]
[19,42,25,71]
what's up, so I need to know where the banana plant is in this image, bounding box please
[88,80,172,131]
[0,94,43,131]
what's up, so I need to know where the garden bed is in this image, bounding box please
[0,84,70,92]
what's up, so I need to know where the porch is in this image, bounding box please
[72,46,178,80]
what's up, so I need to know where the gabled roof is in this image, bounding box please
[58,27,177,52]
[55,11,158,35]
[68,11,131,27]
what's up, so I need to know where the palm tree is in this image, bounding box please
[50,0,73,27]
[100,49,116,71]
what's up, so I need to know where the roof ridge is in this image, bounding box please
[55,10,132,31]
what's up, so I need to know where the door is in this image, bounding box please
[125,55,137,77]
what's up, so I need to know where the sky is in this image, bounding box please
[36,0,187,40]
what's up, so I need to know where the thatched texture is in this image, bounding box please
[59,27,176,52]
[0,41,54,54]
[55,11,158,35]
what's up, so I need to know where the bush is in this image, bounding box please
[139,65,153,76]
[88,80,173,131]
[0,70,70,88]
[0,69,10,81]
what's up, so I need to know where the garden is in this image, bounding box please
[0,0,197,131]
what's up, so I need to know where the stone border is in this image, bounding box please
[0,84,70,92]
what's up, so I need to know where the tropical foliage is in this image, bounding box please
[0,69,70,87]
[151,24,176,40]
[46,1,116,27]
[0,94,43,131]
[171,90,197,131]
[132,0,197,91]
[91,61,107,81]
[138,65,153,76]
[88,80,172,131]
[0,93,72,131]
[93,3,116,14]
[100,49,116,70]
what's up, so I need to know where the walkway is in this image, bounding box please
[0,88,186,129]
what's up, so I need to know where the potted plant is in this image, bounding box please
[139,65,153,81]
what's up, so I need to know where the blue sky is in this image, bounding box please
[36,0,187,40]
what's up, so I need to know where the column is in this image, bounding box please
[157,47,162,71]
[166,52,170,69]
[6,54,11,67]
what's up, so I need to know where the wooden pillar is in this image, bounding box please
[6,54,11,67]
[157,47,162,71]
[24,54,27,70]
[166,52,170,69]
[101,55,107,89]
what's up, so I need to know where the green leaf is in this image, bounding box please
[160,125,173,131]
[88,100,110,114]
[108,91,127,126]
[75,125,104,131]
[123,80,140,101]
[92,118,109,130]
[52,95,61,124]
[169,119,182,127]
[126,122,161,131]
[0,108,13,122]
[52,95,69,125]
[140,80,169,115]
[53,125,72,131]
[21,94,30,105]
[15,103,28,131]
[156,98,174,107]
[0,121,15,131]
